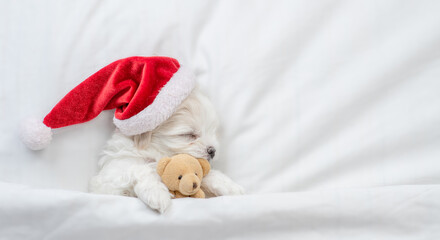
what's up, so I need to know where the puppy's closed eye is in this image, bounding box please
[179,132,199,140]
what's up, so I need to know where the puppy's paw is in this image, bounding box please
[212,181,245,196]
[227,182,245,195]
[202,170,245,197]
[138,188,173,213]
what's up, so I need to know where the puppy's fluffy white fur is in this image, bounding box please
[89,87,244,213]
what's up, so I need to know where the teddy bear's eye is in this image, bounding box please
[178,175,182,180]
[195,173,198,176]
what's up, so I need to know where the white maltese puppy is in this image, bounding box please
[19,56,241,213]
[89,87,244,212]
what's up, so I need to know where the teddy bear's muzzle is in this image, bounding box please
[179,175,201,196]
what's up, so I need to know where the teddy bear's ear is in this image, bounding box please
[197,158,211,177]
[157,157,172,176]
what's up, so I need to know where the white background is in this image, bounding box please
[1,1,439,239]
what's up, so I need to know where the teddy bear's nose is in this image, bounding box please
[193,182,198,189]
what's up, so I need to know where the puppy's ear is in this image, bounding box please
[133,132,152,150]
[157,157,172,176]
[197,158,211,177]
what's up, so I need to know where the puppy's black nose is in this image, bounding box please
[193,182,198,189]
[207,146,216,159]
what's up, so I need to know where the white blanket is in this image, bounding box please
[1,182,439,240]
[1,0,440,239]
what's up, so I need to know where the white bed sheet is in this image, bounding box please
[1,0,440,239]
[1,182,439,240]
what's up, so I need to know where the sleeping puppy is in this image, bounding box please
[89,87,244,213]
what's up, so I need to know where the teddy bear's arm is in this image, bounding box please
[191,189,205,198]
[169,190,178,199]
[174,191,187,198]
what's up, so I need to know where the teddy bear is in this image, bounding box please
[157,154,211,198]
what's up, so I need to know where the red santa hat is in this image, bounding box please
[20,56,195,150]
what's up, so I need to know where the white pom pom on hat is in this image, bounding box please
[20,56,195,150]
[19,117,53,150]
